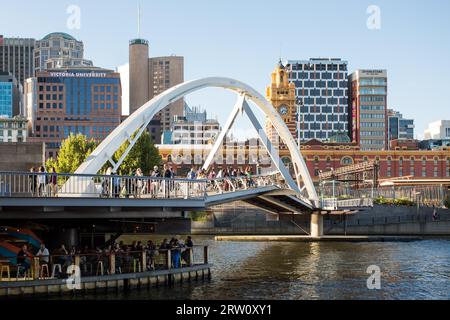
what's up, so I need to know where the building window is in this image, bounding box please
[410,157,415,166]
[434,157,439,166]
[387,157,392,167]
[422,168,427,177]
[341,156,353,166]
[422,157,427,166]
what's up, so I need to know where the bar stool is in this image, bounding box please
[51,264,62,278]
[1,265,11,280]
[96,261,104,275]
[133,259,142,273]
[40,264,50,279]
[16,265,32,280]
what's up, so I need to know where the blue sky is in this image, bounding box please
[1,0,450,139]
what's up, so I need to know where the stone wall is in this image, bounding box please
[0,142,44,171]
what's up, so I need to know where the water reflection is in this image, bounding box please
[60,238,450,300]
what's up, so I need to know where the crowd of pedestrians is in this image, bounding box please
[27,164,257,198]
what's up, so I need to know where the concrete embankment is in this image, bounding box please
[192,205,450,236]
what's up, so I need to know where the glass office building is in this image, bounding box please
[0,81,12,118]
[25,67,121,159]
[388,109,414,144]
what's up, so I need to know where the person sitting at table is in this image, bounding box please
[54,244,69,276]
[35,243,50,265]
[17,244,32,276]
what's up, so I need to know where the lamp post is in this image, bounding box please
[295,97,304,148]
[415,191,421,220]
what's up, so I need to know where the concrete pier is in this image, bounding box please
[310,213,324,237]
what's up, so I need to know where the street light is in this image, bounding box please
[295,96,304,148]
[414,191,421,219]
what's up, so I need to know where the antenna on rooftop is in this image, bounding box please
[137,2,141,38]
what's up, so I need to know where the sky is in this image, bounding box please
[1,0,450,140]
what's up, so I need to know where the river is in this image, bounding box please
[68,237,450,300]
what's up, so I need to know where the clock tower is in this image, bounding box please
[265,60,297,149]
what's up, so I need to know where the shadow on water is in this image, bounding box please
[54,237,450,300]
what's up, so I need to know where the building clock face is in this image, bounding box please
[279,105,288,116]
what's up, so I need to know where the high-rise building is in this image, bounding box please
[129,39,149,114]
[0,35,35,86]
[388,109,415,144]
[265,61,297,149]
[285,58,349,142]
[128,38,184,143]
[349,69,388,150]
[166,104,220,145]
[25,67,121,159]
[34,32,93,73]
[149,56,184,133]
[424,120,450,140]
[0,71,22,117]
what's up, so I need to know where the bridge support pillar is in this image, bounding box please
[310,212,323,238]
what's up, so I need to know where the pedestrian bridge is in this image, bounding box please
[0,171,314,217]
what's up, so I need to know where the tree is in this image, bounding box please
[46,134,98,173]
[113,131,162,175]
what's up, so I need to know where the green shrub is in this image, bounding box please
[189,211,210,222]
[374,196,415,206]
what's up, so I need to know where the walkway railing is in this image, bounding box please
[0,246,209,282]
[0,171,208,199]
[321,197,374,210]
[0,171,285,200]
[206,172,285,196]
[320,184,448,207]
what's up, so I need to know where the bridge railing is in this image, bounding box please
[205,172,285,195]
[321,197,374,210]
[0,171,208,199]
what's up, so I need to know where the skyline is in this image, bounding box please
[1,0,450,139]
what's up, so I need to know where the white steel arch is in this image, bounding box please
[74,77,319,205]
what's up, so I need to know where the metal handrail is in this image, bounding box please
[0,171,285,200]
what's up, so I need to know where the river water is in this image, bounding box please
[74,237,450,300]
